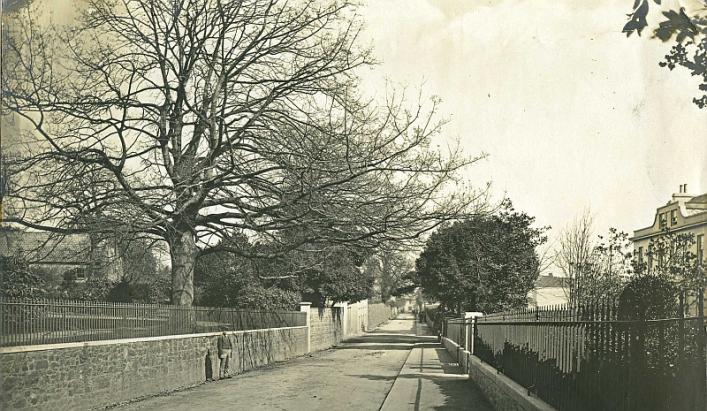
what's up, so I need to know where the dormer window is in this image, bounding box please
[659,213,667,229]
[670,210,678,226]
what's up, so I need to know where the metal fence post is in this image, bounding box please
[464,319,470,352]
[470,317,476,356]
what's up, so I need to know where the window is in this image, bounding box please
[670,210,678,226]
[63,267,88,284]
[638,246,644,264]
[647,245,654,269]
[698,234,704,266]
[659,213,667,229]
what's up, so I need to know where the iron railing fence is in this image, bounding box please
[461,302,707,411]
[445,318,467,347]
[0,297,307,347]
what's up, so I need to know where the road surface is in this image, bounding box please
[115,314,492,410]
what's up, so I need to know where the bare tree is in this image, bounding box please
[555,211,596,305]
[2,0,487,305]
[556,212,631,306]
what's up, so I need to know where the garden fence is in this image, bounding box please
[441,301,706,411]
[0,297,307,347]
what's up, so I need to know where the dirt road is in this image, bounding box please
[115,315,491,410]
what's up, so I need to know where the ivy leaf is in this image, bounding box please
[623,0,650,36]
[655,8,699,42]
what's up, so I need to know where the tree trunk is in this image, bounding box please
[170,230,198,306]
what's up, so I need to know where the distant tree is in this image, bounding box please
[194,248,301,310]
[623,0,707,108]
[556,212,630,306]
[636,228,703,313]
[640,229,698,280]
[415,200,548,314]
[194,233,296,308]
[579,228,633,305]
[364,250,414,302]
[2,0,487,306]
[194,232,374,309]
[390,270,418,297]
[299,246,375,307]
[555,211,596,305]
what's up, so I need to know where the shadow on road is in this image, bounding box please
[339,319,493,411]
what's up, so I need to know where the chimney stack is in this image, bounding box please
[673,184,691,203]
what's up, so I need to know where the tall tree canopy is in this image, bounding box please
[2,0,486,305]
[415,200,547,314]
[623,0,707,108]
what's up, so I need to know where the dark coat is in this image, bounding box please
[218,334,232,354]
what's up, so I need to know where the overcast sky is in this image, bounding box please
[3,0,705,247]
[358,0,707,242]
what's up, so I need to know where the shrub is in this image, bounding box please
[0,256,49,298]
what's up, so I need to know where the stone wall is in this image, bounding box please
[308,307,343,352]
[467,355,556,411]
[367,303,395,330]
[0,327,307,411]
[0,301,398,410]
[440,336,555,411]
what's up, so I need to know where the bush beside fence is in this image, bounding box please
[442,302,707,411]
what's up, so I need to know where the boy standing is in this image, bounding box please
[217,331,233,378]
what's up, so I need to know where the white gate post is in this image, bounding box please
[334,301,348,337]
[299,302,311,353]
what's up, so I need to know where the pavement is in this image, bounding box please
[114,314,492,411]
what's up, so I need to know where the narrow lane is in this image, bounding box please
[115,315,491,410]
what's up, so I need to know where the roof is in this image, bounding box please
[685,193,707,216]
[633,190,707,238]
[686,193,707,204]
[0,228,91,264]
[534,275,568,288]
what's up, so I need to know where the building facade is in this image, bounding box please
[631,185,706,270]
[631,185,706,315]
[527,274,569,308]
[0,228,124,284]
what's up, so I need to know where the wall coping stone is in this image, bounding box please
[0,326,308,354]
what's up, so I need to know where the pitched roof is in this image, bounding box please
[534,275,568,288]
[0,228,90,264]
[687,193,707,204]
[685,193,707,216]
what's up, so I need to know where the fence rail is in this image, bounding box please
[0,298,307,347]
[440,302,707,411]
